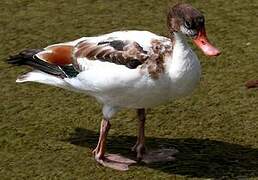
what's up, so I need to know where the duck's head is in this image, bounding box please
[167,3,221,57]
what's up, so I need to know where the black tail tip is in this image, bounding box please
[6,54,24,65]
[6,49,44,65]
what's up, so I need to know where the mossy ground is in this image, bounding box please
[1,0,258,179]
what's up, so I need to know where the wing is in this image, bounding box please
[73,39,149,70]
[26,31,173,79]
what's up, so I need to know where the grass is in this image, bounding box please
[1,0,258,179]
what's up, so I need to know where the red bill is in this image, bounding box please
[193,27,221,57]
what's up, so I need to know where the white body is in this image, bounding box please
[18,31,201,110]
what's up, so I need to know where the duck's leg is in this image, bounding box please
[92,105,136,171]
[131,109,178,164]
[92,118,110,160]
[132,108,146,161]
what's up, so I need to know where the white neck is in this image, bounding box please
[166,32,192,72]
[173,32,189,48]
[166,32,201,91]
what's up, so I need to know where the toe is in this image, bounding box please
[95,154,136,171]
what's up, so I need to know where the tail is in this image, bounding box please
[7,48,79,89]
[15,70,69,89]
[7,49,69,78]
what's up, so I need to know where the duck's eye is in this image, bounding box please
[197,17,204,25]
[184,21,191,29]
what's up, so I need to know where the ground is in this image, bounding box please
[0,0,258,179]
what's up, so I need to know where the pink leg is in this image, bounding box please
[131,109,178,164]
[132,109,146,161]
[92,119,136,171]
[92,119,110,160]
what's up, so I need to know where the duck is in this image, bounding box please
[7,3,221,171]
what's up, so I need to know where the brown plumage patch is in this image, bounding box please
[74,40,148,69]
[142,39,173,79]
[38,45,74,66]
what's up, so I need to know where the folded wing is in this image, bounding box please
[73,40,149,70]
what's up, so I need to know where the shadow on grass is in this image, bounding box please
[65,127,258,179]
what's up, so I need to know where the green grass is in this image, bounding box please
[1,0,258,179]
